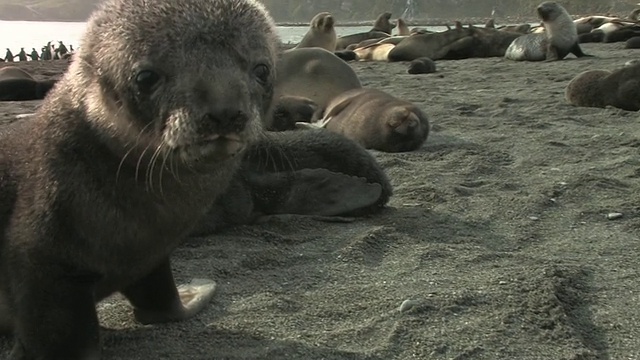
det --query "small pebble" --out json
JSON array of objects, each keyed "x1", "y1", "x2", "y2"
[
  {"x1": 529, "y1": 216, "x2": 540, "y2": 221},
  {"x1": 607, "y1": 213, "x2": 623, "y2": 220}
]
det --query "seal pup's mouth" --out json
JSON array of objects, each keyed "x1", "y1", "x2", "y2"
[{"x1": 177, "y1": 133, "x2": 246, "y2": 163}]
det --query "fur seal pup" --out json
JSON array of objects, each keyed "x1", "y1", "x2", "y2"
[
  {"x1": 294, "y1": 12, "x2": 337, "y2": 52},
  {"x1": 565, "y1": 63, "x2": 640, "y2": 111},
  {"x1": 304, "y1": 88, "x2": 430, "y2": 152},
  {"x1": 505, "y1": 2, "x2": 590, "y2": 61},
  {"x1": 371, "y1": 12, "x2": 395, "y2": 34},
  {"x1": 408, "y1": 57, "x2": 436, "y2": 74},
  {"x1": 275, "y1": 47, "x2": 362, "y2": 110},
  {"x1": 0, "y1": 0, "x2": 279, "y2": 358},
  {"x1": 626, "y1": 36, "x2": 640, "y2": 48},
  {"x1": 268, "y1": 95, "x2": 317, "y2": 131},
  {"x1": 396, "y1": 18, "x2": 411, "y2": 36}
]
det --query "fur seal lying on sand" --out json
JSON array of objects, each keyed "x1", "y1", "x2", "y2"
[
  {"x1": 302, "y1": 88, "x2": 430, "y2": 152},
  {"x1": 268, "y1": 95, "x2": 317, "y2": 131},
  {"x1": 388, "y1": 26, "x2": 474, "y2": 62},
  {"x1": 579, "y1": 30, "x2": 605, "y2": 43},
  {"x1": 334, "y1": 50, "x2": 357, "y2": 61},
  {"x1": 442, "y1": 25, "x2": 522, "y2": 59},
  {"x1": 498, "y1": 24, "x2": 532, "y2": 34},
  {"x1": 275, "y1": 47, "x2": 362, "y2": 109},
  {"x1": 0, "y1": 66, "x2": 35, "y2": 80},
  {"x1": 565, "y1": 63, "x2": 640, "y2": 111},
  {"x1": 0, "y1": 66, "x2": 58, "y2": 101},
  {"x1": 505, "y1": 1, "x2": 590, "y2": 61},
  {"x1": 335, "y1": 31, "x2": 390, "y2": 50},
  {"x1": 626, "y1": 36, "x2": 640, "y2": 48},
  {"x1": 294, "y1": 12, "x2": 337, "y2": 52},
  {"x1": 408, "y1": 57, "x2": 436, "y2": 74},
  {"x1": 602, "y1": 25, "x2": 640, "y2": 43},
  {"x1": 0, "y1": 0, "x2": 279, "y2": 358},
  {"x1": 353, "y1": 43, "x2": 396, "y2": 61}
]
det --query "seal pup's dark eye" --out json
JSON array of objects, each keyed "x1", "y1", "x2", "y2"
[
  {"x1": 135, "y1": 69, "x2": 161, "y2": 93},
  {"x1": 253, "y1": 64, "x2": 270, "y2": 85}
]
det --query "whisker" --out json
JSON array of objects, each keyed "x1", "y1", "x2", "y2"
[
  {"x1": 117, "y1": 121, "x2": 154, "y2": 183},
  {"x1": 146, "y1": 144, "x2": 164, "y2": 195}
]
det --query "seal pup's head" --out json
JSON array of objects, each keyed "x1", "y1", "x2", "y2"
[
  {"x1": 62, "y1": 0, "x2": 279, "y2": 170},
  {"x1": 372, "y1": 12, "x2": 395, "y2": 34},
  {"x1": 536, "y1": 1, "x2": 577, "y2": 45},
  {"x1": 311, "y1": 12, "x2": 335, "y2": 33}
]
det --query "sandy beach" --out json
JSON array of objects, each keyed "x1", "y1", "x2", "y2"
[{"x1": 1, "y1": 42, "x2": 639, "y2": 359}]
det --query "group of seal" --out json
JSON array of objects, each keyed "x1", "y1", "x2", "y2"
[
  {"x1": 565, "y1": 62, "x2": 640, "y2": 111},
  {"x1": 276, "y1": 11, "x2": 431, "y2": 152},
  {"x1": 0, "y1": 0, "x2": 395, "y2": 358}
]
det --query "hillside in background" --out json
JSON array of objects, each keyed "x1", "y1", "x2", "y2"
[
  {"x1": 0, "y1": 0, "x2": 637, "y2": 22},
  {"x1": 0, "y1": 0, "x2": 99, "y2": 21}
]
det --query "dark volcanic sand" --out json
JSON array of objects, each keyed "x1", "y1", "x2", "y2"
[{"x1": 1, "y1": 42, "x2": 640, "y2": 359}]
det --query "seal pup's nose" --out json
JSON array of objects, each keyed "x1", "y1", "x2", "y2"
[{"x1": 201, "y1": 108, "x2": 249, "y2": 136}]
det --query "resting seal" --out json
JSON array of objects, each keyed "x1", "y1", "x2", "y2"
[
  {"x1": 0, "y1": 66, "x2": 35, "y2": 80},
  {"x1": 303, "y1": 88, "x2": 430, "y2": 152},
  {"x1": 408, "y1": 57, "x2": 436, "y2": 74},
  {"x1": 353, "y1": 43, "x2": 396, "y2": 61},
  {"x1": 565, "y1": 63, "x2": 640, "y2": 111},
  {"x1": 626, "y1": 36, "x2": 640, "y2": 49},
  {"x1": 294, "y1": 12, "x2": 337, "y2": 52},
  {"x1": 505, "y1": 1, "x2": 590, "y2": 61},
  {"x1": 275, "y1": 47, "x2": 362, "y2": 110},
  {"x1": 268, "y1": 95, "x2": 317, "y2": 131},
  {"x1": 0, "y1": 0, "x2": 278, "y2": 358},
  {"x1": 0, "y1": 66, "x2": 58, "y2": 101}
]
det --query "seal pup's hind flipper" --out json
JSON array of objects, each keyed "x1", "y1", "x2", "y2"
[{"x1": 259, "y1": 168, "x2": 383, "y2": 216}]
